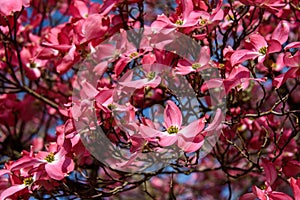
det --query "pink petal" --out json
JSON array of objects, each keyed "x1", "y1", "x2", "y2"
[
  {"x1": 201, "y1": 78, "x2": 223, "y2": 93},
  {"x1": 267, "y1": 39, "x2": 282, "y2": 54},
  {"x1": 252, "y1": 186, "x2": 267, "y2": 200},
  {"x1": 197, "y1": 46, "x2": 210, "y2": 65},
  {"x1": 0, "y1": 184, "x2": 26, "y2": 200},
  {"x1": 95, "y1": 89, "x2": 113, "y2": 104},
  {"x1": 148, "y1": 76, "x2": 162, "y2": 88},
  {"x1": 249, "y1": 34, "x2": 268, "y2": 51},
  {"x1": 285, "y1": 42, "x2": 300, "y2": 50},
  {"x1": 82, "y1": 14, "x2": 109, "y2": 42},
  {"x1": 271, "y1": 21, "x2": 290, "y2": 44},
  {"x1": 139, "y1": 124, "x2": 161, "y2": 138},
  {"x1": 211, "y1": 1, "x2": 224, "y2": 21},
  {"x1": 81, "y1": 80, "x2": 99, "y2": 99},
  {"x1": 182, "y1": 0, "x2": 194, "y2": 20},
  {"x1": 261, "y1": 158, "x2": 277, "y2": 185},
  {"x1": 70, "y1": 0, "x2": 89, "y2": 18},
  {"x1": 239, "y1": 193, "x2": 257, "y2": 200},
  {"x1": 99, "y1": 0, "x2": 116, "y2": 16},
  {"x1": 0, "y1": 0, "x2": 22, "y2": 16},
  {"x1": 118, "y1": 76, "x2": 161, "y2": 89},
  {"x1": 10, "y1": 157, "x2": 40, "y2": 172},
  {"x1": 193, "y1": 33, "x2": 207, "y2": 40},
  {"x1": 231, "y1": 49, "x2": 259, "y2": 66},
  {"x1": 151, "y1": 14, "x2": 174, "y2": 31},
  {"x1": 158, "y1": 134, "x2": 178, "y2": 147},
  {"x1": 118, "y1": 69, "x2": 133, "y2": 82},
  {"x1": 114, "y1": 57, "x2": 130, "y2": 76},
  {"x1": 45, "y1": 155, "x2": 74, "y2": 180},
  {"x1": 175, "y1": 67, "x2": 194, "y2": 75},
  {"x1": 41, "y1": 43, "x2": 72, "y2": 52},
  {"x1": 0, "y1": 169, "x2": 10, "y2": 176},
  {"x1": 273, "y1": 53, "x2": 285, "y2": 71},
  {"x1": 22, "y1": 0, "x2": 30, "y2": 7},
  {"x1": 290, "y1": 178, "x2": 300, "y2": 200},
  {"x1": 283, "y1": 51, "x2": 300, "y2": 67},
  {"x1": 223, "y1": 66, "x2": 250, "y2": 91},
  {"x1": 164, "y1": 101, "x2": 182, "y2": 129},
  {"x1": 93, "y1": 61, "x2": 108, "y2": 76},
  {"x1": 283, "y1": 160, "x2": 300, "y2": 177},
  {"x1": 273, "y1": 67, "x2": 299, "y2": 88},
  {"x1": 227, "y1": 66, "x2": 250, "y2": 81},
  {"x1": 179, "y1": 118, "x2": 205, "y2": 138},
  {"x1": 268, "y1": 191, "x2": 293, "y2": 200},
  {"x1": 176, "y1": 59, "x2": 194, "y2": 75},
  {"x1": 205, "y1": 108, "x2": 223, "y2": 132},
  {"x1": 177, "y1": 134, "x2": 204, "y2": 153}
]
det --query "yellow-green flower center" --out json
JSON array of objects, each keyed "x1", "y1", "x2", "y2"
[
  {"x1": 108, "y1": 104, "x2": 117, "y2": 110},
  {"x1": 146, "y1": 72, "x2": 156, "y2": 80},
  {"x1": 258, "y1": 46, "x2": 267, "y2": 55},
  {"x1": 175, "y1": 19, "x2": 184, "y2": 25},
  {"x1": 192, "y1": 63, "x2": 202, "y2": 70},
  {"x1": 44, "y1": 152, "x2": 55, "y2": 163},
  {"x1": 200, "y1": 18, "x2": 207, "y2": 25},
  {"x1": 23, "y1": 177, "x2": 34, "y2": 186},
  {"x1": 260, "y1": 184, "x2": 267, "y2": 190},
  {"x1": 129, "y1": 52, "x2": 139, "y2": 59},
  {"x1": 167, "y1": 126, "x2": 179, "y2": 134},
  {"x1": 29, "y1": 62, "x2": 37, "y2": 68}
]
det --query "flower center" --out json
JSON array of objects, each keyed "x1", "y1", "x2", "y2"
[
  {"x1": 167, "y1": 126, "x2": 179, "y2": 134},
  {"x1": 23, "y1": 177, "x2": 34, "y2": 186},
  {"x1": 146, "y1": 72, "x2": 156, "y2": 80},
  {"x1": 29, "y1": 62, "x2": 37, "y2": 68},
  {"x1": 258, "y1": 46, "x2": 267, "y2": 55},
  {"x1": 108, "y1": 103, "x2": 117, "y2": 110},
  {"x1": 44, "y1": 152, "x2": 55, "y2": 163},
  {"x1": 175, "y1": 19, "x2": 183, "y2": 25},
  {"x1": 219, "y1": 63, "x2": 225, "y2": 69},
  {"x1": 199, "y1": 18, "x2": 207, "y2": 25},
  {"x1": 129, "y1": 52, "x2": 139, "y2": 59},
  {"x1": 192, "y1": 63, "x2": 202, "y2": 70}
]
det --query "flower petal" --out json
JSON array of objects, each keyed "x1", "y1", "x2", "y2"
[
  {"x1": 179, "y1": 118, "x2": 205, "y2": 138},
  {"x1": 158, "y1": 134, "x2": 178, "y2": 147},
  {"x1": 177, "y1": 134, "x2": 204, "y2": 153},
  {"x1": 205, "y1": 108, "x2": 223, "y2": 133},
  {"x1": 164, "y1": 101, "x2": 182, "y2": 129},
  {"x1": 267, "y1": 39, "x2": 282, "y2": 54},
  {"x1": 290, "y1": 178, "x2": 300, "y2": 200},
  {"x1": 0, "y1": 184, "x2": 26, "y2": 200},
  {"x1": 271, "y1": 21, "x2": 290, "y2": 44},
  {"x1": 139, "y1": 124, "x2": 161, "y2": 138},
  {"x1": 231, "y1": 49, "x2": 259, "y2": 66},
  {"x1": 249, "y1": 34, "x2": 268, "y2": 51}
]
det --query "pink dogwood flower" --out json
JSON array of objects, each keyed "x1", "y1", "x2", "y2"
[
  {"x1": 273, "y1": 49, "x2": 300, "y2": 88},
  {"x1": 140, "y1": 100, "x2": 221, "y2": 153},
  {"x1": 240, "y1": 159, "x2": 293, "y2": 200},
  {"x1": 189, "y1": 0, "x2": 224, "y2": 27},
  {"x1": 201, "y1": 65, "x2": 266, "y2": 96},
  {"x1": 0, "y1": 0, "x2": 30, "y2": 16},
  {"x1": 35, "y1": 142, "x2": 74, "y2": 180},
  {"x1": 117, "y1": 64, "x2": 162, "y2": 89},
  {"x1": 231, "y1": 34, "x2": 282, "y2": 66},
  {"x1": 231, "y1": 21, "x2": 289, "y2": 66},
  {"x1": 239, "y1": 0, "x2": 285, "y2": 14},
  {"x1": 151, "y1": 0, "x2": 199, "y2": 33},
  {"x1": 0, "y1": 172, "x2": 37, "y2": 200},
  {"x1": 176, "y1": 46, "x2": 211, "y2": 75}
]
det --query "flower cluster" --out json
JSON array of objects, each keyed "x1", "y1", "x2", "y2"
[{"x1": 0, "y1": 0, "x2": 300, "y2": 199}]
